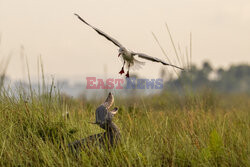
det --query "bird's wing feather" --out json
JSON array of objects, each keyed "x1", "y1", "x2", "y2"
[
  {"x1": 133, "y1": 52, "x2": 184, "y2": 70},
  {"x1": 74, "y1": 13, "x2": 123, "y2": 48}
]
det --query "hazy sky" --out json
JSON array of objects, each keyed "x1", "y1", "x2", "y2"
[{"x1": 0, "y1": 0, "x2": 249, "y2": 82}]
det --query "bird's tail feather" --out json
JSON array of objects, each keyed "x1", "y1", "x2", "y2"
[{"x1": 129, "y1": 58, "x2": 145, "y2": 71}]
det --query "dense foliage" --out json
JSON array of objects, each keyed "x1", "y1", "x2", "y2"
[{"x1": 165, "y1": 62, "x2": 250, "y2": 93}]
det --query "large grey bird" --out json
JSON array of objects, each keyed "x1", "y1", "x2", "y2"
[{"x1": 74, "y1": 13, "x2": 184, "y2": 77}]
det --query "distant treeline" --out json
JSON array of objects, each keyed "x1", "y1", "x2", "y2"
[
  {"x1": 1, "y1": 62, "x2": 250, "y2": 96},
  {"x1": 163, "y1": 62, "x2": 250, "y2": 93}
]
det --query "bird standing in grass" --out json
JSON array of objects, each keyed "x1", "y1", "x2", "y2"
[{"x1": 74, "y1": 13, "x2": 184, "y2": 77}]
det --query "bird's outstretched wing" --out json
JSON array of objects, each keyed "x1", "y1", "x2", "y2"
[
  {"x1": 74, "y1": 13, "x2": 123, "y2": 48},
  {"x1": 133, "y1": 52, "x2": 184, "y2": 70}
]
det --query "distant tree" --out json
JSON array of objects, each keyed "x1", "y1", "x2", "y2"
[
  {"x1": 164, "y1": 61, "x2": 250, "y2": 94},
  {"x1": 202, "y1": 61, "x2": 213, "y2": 77},
  {"x1": 214, "y1": 64, "x2": 250, "y2": 93}
]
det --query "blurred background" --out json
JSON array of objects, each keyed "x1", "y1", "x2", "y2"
[{"x1": 0, "y1": 0, "x2": 250, "y2": 98}]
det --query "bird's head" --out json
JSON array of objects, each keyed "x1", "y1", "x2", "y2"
[{"x1": 118, "y1": 47, "x2": 126, "y2": 57}]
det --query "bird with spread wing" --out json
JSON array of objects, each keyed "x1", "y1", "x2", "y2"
[{"x1": 74, "y1": 14, "x2": 184, "y2": 77}]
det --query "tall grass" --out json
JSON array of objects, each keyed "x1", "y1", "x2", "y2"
[{"x1": 0, "y1": 82, "x2": 249, "y2": 166}]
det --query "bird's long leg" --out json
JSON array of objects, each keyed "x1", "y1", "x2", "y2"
[
  {"x1": 119, "y1": 61, "x2": 125, "y2": 75},
  {"x1": 125, "y1": 63, "x2": 130, "y2": 78}
]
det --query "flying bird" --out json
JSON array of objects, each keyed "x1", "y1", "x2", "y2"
[{"x1": 74, "y1": 13, "x2": 184, "y2": 77}]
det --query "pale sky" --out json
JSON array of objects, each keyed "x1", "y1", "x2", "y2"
[{"x1": 0, "y1": 0, "x2": 250, "y2": 82}]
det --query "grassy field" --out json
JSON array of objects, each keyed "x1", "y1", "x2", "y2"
[{"x1": 0, "y1": 85, "x2": 249, "y2": 166}]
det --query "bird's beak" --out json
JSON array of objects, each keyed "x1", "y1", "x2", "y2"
[{"x1": 118, "y1": 53, "x2": 121, "y2": 57}]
